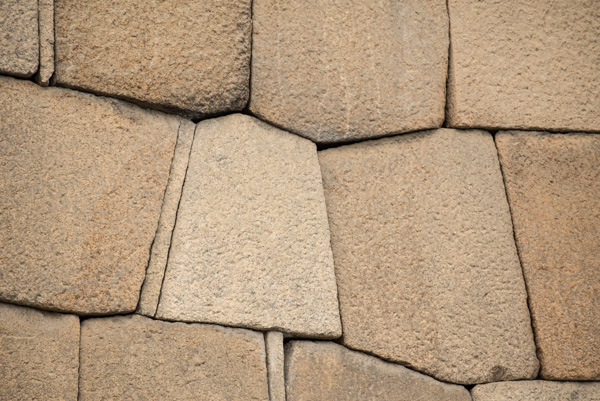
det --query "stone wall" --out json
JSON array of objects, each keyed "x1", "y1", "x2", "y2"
[{"x1": 1, "y1": 1, "x2": 599, "y2": 400}]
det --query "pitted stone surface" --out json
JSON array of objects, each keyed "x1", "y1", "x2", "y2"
[
  {"x1": 471, "y1": 380, "x2": 600, "y2": 401},
  {"x1": 0, "y1": 77, "x2": 178, "y2": 314},
  {"x1": 79, "y1": 315, "x2": 268, "y2": 400},
  {"x1": 0, "y1": 0, "x2": 38, "y2": 77},
  {"x1": 447, "y1": 0, "x2": 600, "y2": 132},
  {"x1": 36, "y1": 0, "x2": 54, "y2": 86},
  {"x1": 55, "y1": 0, "x2": 251, "y2": 117},
  {"x1": 496, "y1": 132, "x2": 600, "y2": 380},
  {"x1": 0, "y1": 302, "x2": 79, "y2": 401},
  {"x1": 155, "y1": 114, "x2": 341, "y2": 338},
  {"x1": 285, "y1": 341, "x2": 471, "y2": 401},
  {"x1": 250, "y1": 0, "x2": 448, "y2": 143},
  {"x1": 319, "y1": 129, "x2": 538, "y2": 384}
]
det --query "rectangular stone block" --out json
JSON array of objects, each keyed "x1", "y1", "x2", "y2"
[
  {"x1": 36, "y1": 0, "x2": 54, "y2": 86},
  {"x1": 472, "y1": 380, "x2": 600, "y2": 401},
  {"x1": 265, "y1": 332, "x2": 285, "y2": 401},
  {"x1": 0, "y1": 0, "x2": 38, "y2": 77}
]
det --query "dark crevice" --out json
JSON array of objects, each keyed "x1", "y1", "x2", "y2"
[
  {"x1": 241, "y1": 0, "x2": 254, "y2": 115},
  {"x1": 443, "y1": 0, "x2": 451, "y2": 128},
  {"x1": 76, "y1": 318, "x2": 82, "y2": 401}
]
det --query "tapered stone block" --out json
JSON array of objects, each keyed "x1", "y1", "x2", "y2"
[
  {"x1": 0, "y1": 0, "x2": 38, "y2": 77},
  {"x1": 472, "y1": 380, "x2": 600, "y2": 401}
]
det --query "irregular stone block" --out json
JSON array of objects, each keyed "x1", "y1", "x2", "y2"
[
  {"x1": 265, "y1": 332, "x2": 285, "y2": 401},
  {"x1": 471, "y1": 380, "x2": 600, "y2": 401},
  {"x1": 0, "y1": 77, "x2": 178, "y2": 314},
  {"x1": 319, "y1": 129, "x2": 539, "y2": 384},
  {"x1": 447, "y1": 0, "x2": 600, "y2": 132},
  {"x1": 285, "y1": 341, "x2": 471, "y2": 401},
  {"x1": 250, "y1": 0, "x2": 448, "y2": 143},
  {"x1": 0, "y1": 302, "x2": 79, "y2": 401},
  {"x1": 0, "y1": 0, "x2": 38, "y2": 77},
  {"x1": 55, "y1": 0, "x2": 251, "y2": 117},
  {"x1": 155, "y1": 114, "x2": 341, "y2": 338},
  {"x1": 79, "y1": 315, "x2": 268, "y2": 400},
  {"x1": 36, "y1": 0, "x2": 54, "y2": 86},
  {"x1": 496, "y1": 132, "x2": 600, "y2": 380}
]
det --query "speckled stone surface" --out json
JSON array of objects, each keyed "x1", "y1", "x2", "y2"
[
  {"x1": 471, "y1": 380, "x2": 600, "y2": 401},
  {"x1": 0, "y1": 0, "x2": 38, "y2": 77}
]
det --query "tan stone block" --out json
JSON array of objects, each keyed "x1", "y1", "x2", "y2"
[
  {"x1": 472, "y1": 380, "x2": 600, "y2": 401},
  {"x1": 447, "y1": 0, "x2": 600, "y2": 132},
  {"x1": 0, "y1": 0, "x2": 38, "y2": 77},
  {"x1": 0, "y1": 302, "x2": 79, "y2": 401},
  {"x1": 319, "y1": 129, "x2": 538, "y2": 384},
  {"x1": 265, "y1": 332, "x2": 285, "y2": 401},
  {"x1": 36, "y1": 0, "x2": 54, "y2": 86},
  {"x1": 250, "y1": 0, "x2": 448, "y2": 143},
  {"x1": 285, "y1": 341, "x2": 471, "y2": 401},
  {"x1": 55, "y1": 0, "x2": 251, "y2": 117},
  {"x1": 155, "y1": 114, "x2": 341, "y2": 338},
  {"x1": 496, "y1": 131, "x2": 600, "y2": 380},
  {"x1": 79, "y1": 315, "x2": 268, "y2": 400},
  {"x1": 0, "y1": 77, "x2": 178, "y2": 314}
]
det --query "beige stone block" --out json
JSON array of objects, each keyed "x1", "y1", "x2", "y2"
[
  {"x1": 79, "y1": 315, "x2": 269, "y2": 400},
  {"x1": 0, "y1": 302, "x2": 79, "y2": 401},
  {"x1": 472, "y1": 380, "x2": 600, "y2": 401},
  {"x1": 265, "y1": 332, "x2": 285, "y2": 401},
  {"x1": 496, "y1": 131, "x2": 600, "y2": 380},
  {"x1": 0, "y1": 0, "x2": 38, "y2": 77},
  {"x1": 155, "y1": 114, "x2": 341, "y2": 338},
  {"x1": 447, "y1": 0, "x2": 600, "y2": 132},
  {"x1": 285, "y1": 341, "x2": 471, "y2": 401},
  {"x1": 55, "y1": 0, "x2": 251, "y2": 117},
  {"x1": 36, "y1": 0, "x2": 54, "y2": 86},
  {"x1": 0, "y1": 77, "x2": 178, "y2": 314},
  {"x1": 319, "y1": 129, "x2": 538, "y2": 384},
  {"x1": 250, "y1": 0, "x2": 448, "y2": 143}
]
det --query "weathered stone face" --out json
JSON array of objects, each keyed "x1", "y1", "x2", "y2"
[
  {"x1": 154, "y1": 114, "x2": 341, "y2": 338},
  {"x1": 496, "y1": 131, "x2": 600, "y2": 380},
  {"x1": 285, "y1": 341, "x2": 472, "y2": 401},
  {"x1": 79, "y1": 315, "x2": 269, "y2": 400},
  {"x1": 319, "y1": 129, "x2": 538, "y2": 384},
  {"x1": 471, "y1": 380, "x2": 600, "y2": 401},
  {"x1": 0, "y1": 0, "x2": 38, "y2": 77},
  {"x1": 265, "y1": 332, "x2": 285, "y2": 401},
  {"x1": 0, "y1": 77, "x2": 178, "y2": 315},
  {"x1": 0, "y1": 302, "x2": 79, "y2": 401},
  {"x1": 447, "y1": 0, "x2": 600, "y2": 133},
  {"x1": 250, "y1": 0, "x2": 448, "y2": 143},
  {"x1": 54, "y1": 0, "x2": 251, "y2": 117}
]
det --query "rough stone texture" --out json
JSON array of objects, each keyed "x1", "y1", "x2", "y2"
[
  {"x1": 447, "y1": 0, "x2": 600, "y2": 133},
  {"x1": 137, "y1": 120, "x2": 196, "y2": 317},
  {"x1": 265, "y1": 332, "x2": 285, "y2": 401},
  {"x1": 155, "y1": 114, "x2": 341, "y2": 338},
  {"x1": 0, "y1": 0, "x2": 38, "y2": 77},
  {"x1": 319, "y1": 129, "x2": 539, "y2": 384},
  {"x1": 55, "y1": 0, "x2": 251, "y2": 117},
  {"x1": 0, "y1": 76, "x2": 178, "y2": 314},
  {"x1": 36, "y1": 0, "x2": 54, "y2": 86},
  {"x1": 471, "y1": 380, "x2": 600, "y2": 401},
  {"x1": 0, "y1": 302, "x2": 79, "y2": 401},
  {"x1": 285, "y1": 341, "x2": 472, "y2": 401},
  {"x1": 80, "y1": 315, "x2": 268, "y2": 400},
  {"x1": 250, "y1": 0, "x2": 448, "y2": 143},
  {"x1": 496, "y1": 132, "x2": 600, "y2": 380}
]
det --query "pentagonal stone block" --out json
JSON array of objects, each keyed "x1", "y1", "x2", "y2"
[
  {"x1": 250, "y1": 0, "x2": 448, "y2": 143},
  {"x1": 0, "y1": 0, "x2": 38, "y2": 77},
  {"x1": 447, "y1": 0, "x2": 600, "y2": 132},
  {"x1": 319, "y1": 129, "x2": 538, "y2": 384},
  {"x1": 497, "y1": 131, "x2": 600, "y2": 380},
  {"x1": 472, "y1": 380, "x2": 600, "y2": 401},
  {"x1": 0, "y1": 77, "x2": 178, "y2": 314}
]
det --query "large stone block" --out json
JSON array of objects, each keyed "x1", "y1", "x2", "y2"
[
  {"x1": 152, "y1": 114, "x2": 341, "y2": 338},
  {"x1": 0, "y1": 302, "x2": 79, "y2": 401},
  {"x1": 0, "y1": 0, "x2": 38, "y2": 77},
  {"x1": 496, "y1": 131, "x2": 600, "y2": 380},
  {"x1": 319, "y1": 129, "x2": 538, "y2": 384},
  {"x1": 285, "y1": 341, "x2": 471, "y2": 401},
  {"x1": 0, "y1": 77, "x2": 178, "y2": 314},
  {"x1": 447, "y1": 0, "x2": 600, "y2": 132},
  {"x1": 471, "y1": 380, "x2": 600, "y2": 401},
  {"x1": 250, "y1": 0, "x2": 448, "y2": 143},
  {"x1": 79, "y1": 315, "x2": 268, "y2": 400},
  {"x1": 55, "y1": 0, "x2": 251, "y2": 117}
]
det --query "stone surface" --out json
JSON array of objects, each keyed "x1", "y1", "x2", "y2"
[
  {"x1": 265, "y1": 332, "x2": 285, "y2": 401},
  {"x1": 496, "y1": 131, "x2": 600, "y2": 380},
  {"x1": 155, "y1": 114, "x2": 341, "y2": 338},
  {"x1": 80, "y1": 315, "x2": 268, "y2": 400},
  {"x1": 137, "y1": 120, "x2": 196, "y2": 317},
  {"x1": 55, "y1": 0, "x2": 251, "y2": 117},
  {"x1": 0, "y1": 302, "x2": 79, "y2": 401},
  {"x1": 285, "y1": 341, "x2": 471, "y2": 401},
  {"x1": 0, "y1": 0, "x2": 38, "y2": 77},
  {"x1": 250, "y1": 0, "x2": 448, "y2": 143},
  {"x1": 471, "y1": 380, "x2": 600, "y2": 401},
  {"x1": 0, "y1": 76, "x2": 178, "y2": 314},
  {"x1": 319, "y1": 129, "x2": 538, "y2": 384},
  {"x1": 447, "y1": 0, "x2": 600, "y2": 132},
  {"x1": 36, "y1": 0, "x2": 54, "y2": 86}
]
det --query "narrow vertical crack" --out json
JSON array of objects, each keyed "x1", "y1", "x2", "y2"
[
  {"x1": 76, "y1": 318, "x2": 83, "y2": 401},
  {"x1": 442, "y1": 0, "x2": 452, "y2": 128},
  {"x1": 243, "y1": 0, "x2": 254, "y2": 114}
]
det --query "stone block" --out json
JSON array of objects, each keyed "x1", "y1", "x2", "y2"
[
  {"x1": 265, "y1": 332, "x2": 285, "y2": 401},
  {"x1": 471, "y1": 380, "x2": 600, "y2": 401},
  {"x1": 0, "y1": 0, "x2": 38, "y2": 77},
  {"x1": 36, "y1": 0, "x2": 54, "y2": 86}
]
